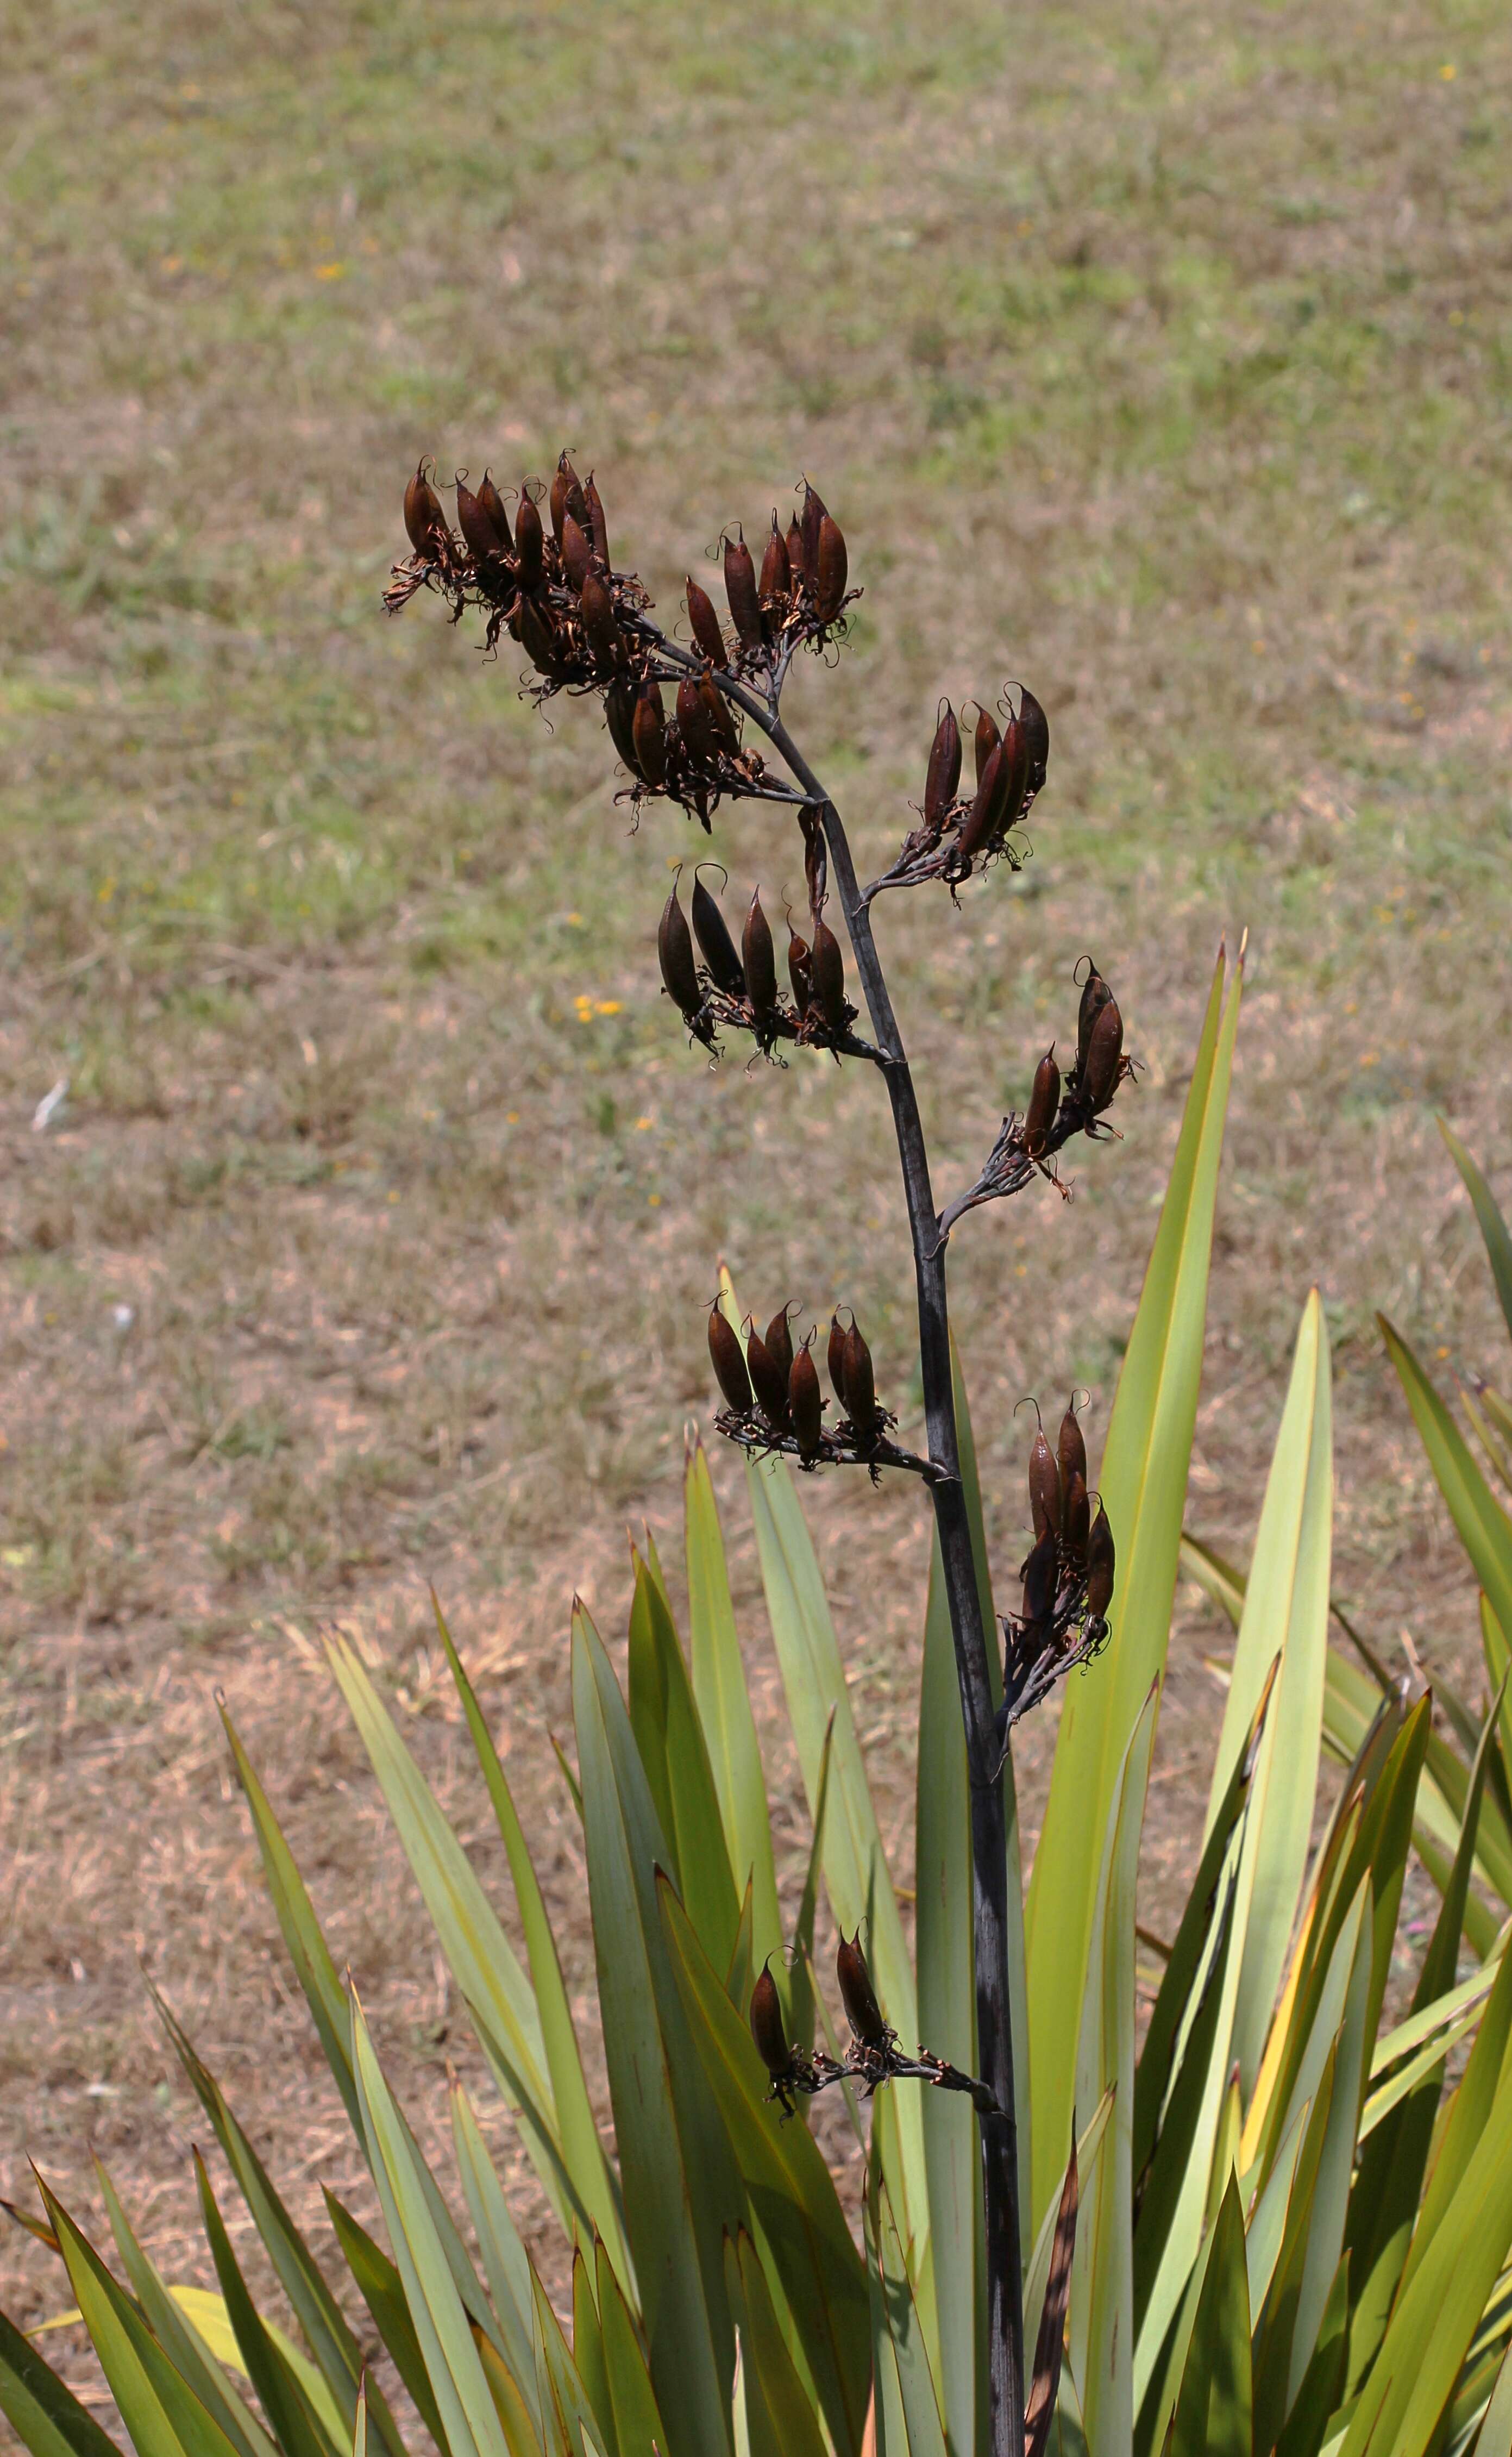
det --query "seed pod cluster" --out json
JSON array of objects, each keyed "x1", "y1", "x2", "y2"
[
  {"x1": 868, "y1": 682, "x2": 1052, "y2": 902},
  {"x1": 654, "y1": 873, "x2": 865, "y2": 1061},
  {"x1": 1001, "y1": 1399, "x2": 1116, "y2": 1722},
  {"x1": 1063, "y1": 960, "x2": 1134, "y2": 1133},
  {"x1": 706, "y1": 1297, "x2": 905, "y2": 1473},
  {"x1": 679, "y1": 482, "x2": 855, "y2": 678}
]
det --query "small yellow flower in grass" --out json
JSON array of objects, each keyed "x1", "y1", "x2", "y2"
[
  {"x1": 635, "y1": 1115, "x2": 654, "y2": 1131},
  {"x1": 648, "y1": 1192, "x2": 662, "y2": 1206},
  {"x1": 1440, "y1": 61, "x2": 1456, "y2": 79},
  {"x1": 315, "y1": 261, "x2": 347, "y2": 281},
  {"x1": 595, "y1": 999, "x2": 622, "y2": 1016}
]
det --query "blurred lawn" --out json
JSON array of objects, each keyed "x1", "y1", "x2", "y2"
[{"x1": 3, "y1": 0, "x2": 1511, "y2": 2335}]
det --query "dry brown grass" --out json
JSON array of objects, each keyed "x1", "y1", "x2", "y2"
[{"x1": 3, "y1": 0, "x2": 1511, "y2": 2397}]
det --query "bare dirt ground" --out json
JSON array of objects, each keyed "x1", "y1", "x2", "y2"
[{"x1": 3, "y1": 0, "x2": 1511, "y2": 2399}]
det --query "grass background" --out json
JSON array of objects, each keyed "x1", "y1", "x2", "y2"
[{"x1": 4, "y1": 0, "x2": 1512, "y2": 2376}]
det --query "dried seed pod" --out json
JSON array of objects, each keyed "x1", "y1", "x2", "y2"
[
  {"x1": 1057, "y1": 1404, "x2": 1088, "y2": 1510},
  {"x1": 745, "y1": 1322, "x2": 789, "y2": 1428},
  {"x1": 924, "y1": 702, "x2": 962, "y2": 827},
  {"x1": 517, "y1": 593, "x2": 562, "y2": 677},
  {"x1": 632, "y1": 681, "x2": 668, "y2": 786},
  {"x1": 827, "y1": 1312, "x2": 849, "y2": 1408},
  {"x1": 809, "y1": 915, "x2": 848, "y2": 1033},
  {"x1": 584, "y1": 473, "x2": 609, "y2": 568},
  {"x1": 514, "y1": 490, "x2": 545, "y2": 590},
  {"x1": 686, "y1": 576, "x2": 728, "y2": 670},
  {"x1": 658, "y1": 885, "x2": 703, "y2": 1022},
  {"x1": 786, "y1": 512, "x2": 807, "y2": 591},
  {"x1": 787, "y1": 926, "x2": 814, "y2": 1016},
  {"x1": 764, "y1": 1307, "x2": 795, "y2": 1392},
  {"x1": 813, "y1": 513, "x2": 848, "y2": 623},
  {"x1": 759, "y1": 515, "x2": 790, "y2": 604},
  {"x1": 403, "y1": 461, "x2": 447, "y2": 558},
  {"x1": 698, "y1": 667, "x2": 739, "y2": 756},
  {"x1": 995, "y1": 712, "x2": 1031, "y2": 836},
  {"x1": 708, "y1": 1305, "x2": 754, "y2": 1415},
  {"x1": 1076, "y1": 962, "x2": 1113, "y2": 1077},
  {"x1": 749, "y1": 1961, "x2": 789, "y2": 2078},
  {"x1": 1019, "y1": 686, "x2": 1050, "y2": 793},
  {"x1": 1085, "y1": 1504, "x2": 1115, "y2": 1621},
  {"x1": 580, "y1": 567, "x2": 622, "y2": 667},
  {"x1": 974, "y1": 705, "x2": 1001, "y2": 787},
  {"x1": 1021, "y1": 1526, "x2": 1059, "y2": 1634},
  {"x1": 800, "y1": 483, "x2": 828, "y2": 587},
  {"x1": 836, "y1": 1931, "x2": 887, "y2": 2045},
  {"x1": 477, "y1": 471, "x2": 513, "y2": 553},
  {"x1": 1023, "y1": 1047, "x2": 1061, "y2": 1160},
  {"x1": 1028, "y1": 1417, "x2": 1062, "y2": 1544},
  {"x1": 604, "y1": 678, "x2": 641, "y2": 774},
  {"x1": 456, "y1": 476, "x2": 505, "y2": 568},
  {"x1": 549, "y1": 453, "x2": 587, "y2": 545},
  {"x1": 1063, "y1": 1470, "x2": 1091, "y2": 1566},
  {"x1": 676, "y1": 673, "x2": 719, "y2": 769},
  {"x1": 789, "y1": 1342, "x2": 823, "y2": 1460},
  {"x1": 691, "y1": 873, "x2": 745, "y2": 997},
  {"x1": 561, "y1": 513, "x2": 593, "y2": 593},
  {"x1": 743, "y1": 891, "x2": 779, "y2": 1014},
  {"x1": 842, "y1": 1320, "x2": 876, "y2": 1434},
  {"x1": 1083, "y1": 998, "x2": 1125, "y2": 1114},
  {"x1": 955, "y1": 742, "x2": 1003, "y2": 863},
  {"x1": 723, "y1": 530, "x2": 763, "y2": 650}
]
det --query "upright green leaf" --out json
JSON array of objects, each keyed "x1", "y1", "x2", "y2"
[
  {"x1": 434, "y1": 1603, "x2": 631, "y2": 2292},
  {"x1": 685, "y1": 1439, "x2": 783, "y2": 1966},
  {"x1": 867, "y1": 2153, "x2": 949, "y2": 2457},
  {"x1": 193, "y1": 2154, "x2": 340, "y2": 2457},
  {"x1": 572, "y1": 1605, "x2": 737, "y2": 2457},
  {"x1": 0, "y1": 2303, "x2": 125, "y2": 2457},
  {"x1": 1381, "y1": 1317, "x2": 1512, "y2": 1641},
  {"x1": 593, "y1": 2241, "x2": 668, "y2": 2457},
  {"x1": 323, "y1": 2195, "x2": 451, "y2": 2457},
  {"x1": 1168, "y1": 2175, "x2": 1251, "y2": 2457},
  {"x1": 1208, "y1": 1291, "x2": 1333, "y2": 2093},
  {"x1": 449, "y1": 2084, "x2": 539, "y2": 2406},
  {"x1": 1028, "y1": 946, "x2": 1243, "y2": 2224},
  {"x1": 91, "y1": 2166, "x2": 279, "y2": 2457},
  {"x1": 628, "y1": 1547, "x2": 742, "y2": 1974},
  {"x1": 1440, "y1": 1121, "x2": 1512, "y2": 1346},
  {"x1": 723, "y1": 2233, "x2": 829, "y2": 2457}
]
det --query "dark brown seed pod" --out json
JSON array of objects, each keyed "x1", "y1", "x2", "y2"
[
  {"x1": 698, "y1": 667, "x2": 739, "y2": 756},
  {"x1": 827, "y1": 1312, "x2": 849, "y2": 1408},
  {"x1": 1063, "y1": 1470, "x2": 1091, "y2": 1566},
  {"x1": 789, "y1": 1342, "x2": 823, "y2": 1460},
  {"x1": 723, "y1": 530, "x2": 763, "y2": 650},
  {"x1": 759, "y1": 515, "x2": 790, "y2": 604},
  {"x1": 477, "y1": 471, "x2": 513, "y2": 553},
  {"x1": 1083, "y1": 998, "x2": 1125, "y2": 1114},
  {"x1": 996, "y1": 712, "x2": 1031, "y2": 836},
  {"x1": 676, "y1": 674, "x2": 719, "y2": 769},
  {"x1": 787, "y1": 927, "x2": 814, "y2": 1017},
  {"x1": 749, "y1": 1961, "x2": 789, "y2": 2078},
  {"x1": 584, "y1": 473, "x2": 609, "y2": 568},
  {"x1": 1086, "y1": 1504, "x2": 1115, "y2": 1621},
  {"x1": 1021, "y1": 1526, "x2": 1059, "y2": 1634},
  {"x1": 604, "y1": 678, "x2": 641, "y2": 774},
  {"x1": 836, "y1": 1931, "x2": 887, "y2": 2045},
  {"x1": 1023, "y1": 1047, "x2": 1061, "y2": 1160},
  {"x1": 685, "y1": 575, "x2": 728, "y2": 670},
  {"x1": 403, "y1": 461, "x2": 447, "y2": 559},
  {"x1": 955, "y1": 742, "x2": 1002, "y2": 863},
  {"x1": 1019, "y1": 686, "x2": 1050, "y2": 793},
  {"x1": 1028, "y1": 1418, "x2": 1062, "y2": 1544},
  {"x1": 924, "y1": 702, "x2": 962, "y2": 827},
  {"x1": 561, "y1": 514, "x2": 594, "y2": 593},
  {"x1": 745, "y1": 1322, "x2": 789, "y2": 1428},
  {"x1": 708, "y1": 1305, "x2": 754, "y2": 1415},
  {"x1": 691, "y1": 873, "x2": 745, "y2": 997},
  {"x1": 786, "y1": 512, "x2": 807, "y2": 590},
  {"x1": 1057, "y1": 1404, "x2": 1088, "y2": 1510},
  {"x1": 764, "y1": 1307, "x2": 795, "y2": 1393},
  {"x1": 514, "y1": 490, "x2": 545, "y2": 590},
  {"x1": 658, "y1": 885, "x2": 703, "y2": 1021},
  {"x1": 842, "y1": 1321, "x2": 876, "y2": 1434},
  {"x1": 456, "y1": 476, "x2": 504, "y2": 568},
  {"x1": 580, "y1": 566, "x2": 622, "y2": 666},
  {"x1": 549, "y1": 453, "x2": 587, "y2": 545},
  {"x1": 813, "y1": 514, "x2": 848, "y2": 623},
  {"x1": 743, "y1": 892, "x2": 778, "y2": 1015},
  {"x1": 1076, "y1": 962, "x2": 1113, "y2": 1077},
  {"x1": 974, "y1": 705, "x2": 1001, "y2": 787},
  {"x1": 809, "y1": 916, "x2": 848, "y2": 1032},
  {"x1": 632, "y1": 682, "x2": 668, "y2": 787},
  {"x1": 517, "y1": 593, "x2": 562, "y2": 677},
  {"x1": 800, "y1": 483, "x2": 828, "y2": 588}
]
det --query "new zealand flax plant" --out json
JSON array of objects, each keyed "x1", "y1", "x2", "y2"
[{"x1": 8, "y1": 466, "x2": 1512, "y2": 2457}]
